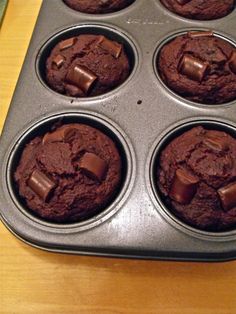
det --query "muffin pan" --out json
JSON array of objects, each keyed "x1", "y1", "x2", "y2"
[{"x1": 1, "y1": 0, "x2": 236, "y2": 261}]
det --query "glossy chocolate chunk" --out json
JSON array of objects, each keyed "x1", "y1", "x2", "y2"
[
  {"x1": 188, "y1": 31, "x2": 214, "y2": 38},
  {"x1": 42, "y1": 125, "x2": 80, "y2": 144},
  {"x1": 176, "y1": 0, "x2": 191, "y2": 4},
  {"x1": 59, "y1": 37, "x2": 77, "y2": 51},
  {"x1": 52, "y1": 54, "x2": 65, "y2": 69},
  {"x1": 66, "y1": 65, "x2": 97, "y2": 94},
  {"x1": 218, "y1": 182, "x2": 236, "y2": 211},
  {"x1": 178, "y1": 55, "x2": 208, "y2": 82},
  {"x1": 28, "y1": 169, "x2": 56, "y2": 202},
  {"x1": 97, "y1": 36, "x2": 122, "y2": 59},
  {"x1": 203, "y1": 137, "x2": 229, "y2": 152},
  {"x1": 79, "y1": 152, "x2": 108, "y2": 182},
  {"x1": 229, "y1": 51, "x2": 236, "y2": 74},
  {"x1": 170, "y1": 169, "x2": 199, "y2": 205}
]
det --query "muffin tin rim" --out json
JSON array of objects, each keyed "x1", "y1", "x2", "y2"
[
  {"x1": 153, "y1": 28, "x2": 236, "y2": 108},
  {"x1": 35, "y1": 22, "x2": 140, "y2": 102},
  {"x1": 5, "y1": 110, "x2": 136, "y2": 232},
  {"x1": 147, "y1": 116, "x2": 236, "y2": 242}
]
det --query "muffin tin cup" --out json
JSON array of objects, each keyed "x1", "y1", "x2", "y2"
[
  {"x1": 1, "y1": 0, "x2": 236, "y2": 260},
  {"x1": 5, "y1": 111, "x2": 135, "y2": 232},
  {"x1": 148, "y1": 117, "x2": 236, "y2": 241},
  {"x1": 36, "y1": 23, "x2": 139, "y2": 101},
  {"x1": 153, "y1": 28, "x2": 236, "y2": 108}
]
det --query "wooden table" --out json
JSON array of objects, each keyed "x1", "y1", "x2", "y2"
[{"x1": 0, "y1": 1, "x2": 236, "y2": 313}]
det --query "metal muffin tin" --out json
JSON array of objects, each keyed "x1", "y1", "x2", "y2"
[{"x1": 1, "y1": 0, "x2": 236, "y2": 261}]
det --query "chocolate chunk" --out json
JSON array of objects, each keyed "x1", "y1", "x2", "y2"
[
  {"x1": 218, "y1": 182, "x2": 236, "y2": 211},
  {"x1": 188, "y1": 31, "x2": 214, "y2": 38},
  {"x1": 59, "y1": 37, "x2": 77, "y2": 51},
  {"x1": 176, "y1": 0, "x2": 191, "y2": 4},
  {"x1": 203, "y1": 137, "x2": 229, "y2": 152},
  {"x1": 178, "y1": 55, "x2": 209, "y2": 82},
  {"x1": 52, "y1": 55, "x2": 65, "y2": 69},
  {"x1": 170, "y1": 169, "x2": 199, "y2": 205},
  {"x1": 42, "y1": 125, "x2": 80, "y2": 144},
  {"x1": 28, "y1": 169, "x2": 56, "y2": 202},
  {"x1": 98, "y1": 36, "x2": 122, "y2": 59},
  {"x1": 229, "y1": 51, "x2": 236, "y2": 74},
  {"x1": 79, "y1": 152, "x2": 108, "y2": 182},
  {"x1": 66, "y1": 65, "x2": 97, "y2": 94}
]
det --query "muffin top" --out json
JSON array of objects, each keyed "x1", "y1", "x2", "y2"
[
  {"x1": 14, "y1": 123, "x2": 122, "y2": 223},
  {"x1": 158, "y1": 31, "x2": 236, "y2": 104},
  {"x1": 160, "y1": 0, "x2": 235, "y2": 20},
  {"x1": 46, "y1": 34, "x2": 130, "y2": 97},
  {"x1": 64, "y1": 0, "x2": 134, "y2": 14},
  {"x1": 157, "y1": 126, "x2": 236, "y2": 231}
]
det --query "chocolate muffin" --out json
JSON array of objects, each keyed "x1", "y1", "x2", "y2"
[
  {"x1": 46, "y1": 34, "x2": 130, "y2": 97},
  {"x1": 160, "y1": 0, "x2": 235, "y2": 20},
  {"x1": 14, "y1": 123, "x2": 122, "y2": 223},
  {"x1": 63, "y1": 0, "x2": 134, "y2": 14},
  {"x1": 157, "y1": 126, "x2": 236, "y2": 232},
  {"x1": 158, "y1": 31, "x2": 236, "y2": 104}
]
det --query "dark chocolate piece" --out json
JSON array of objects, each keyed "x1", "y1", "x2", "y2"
[
  {"x1": 66, "y1": 65, "x2": 97, "y2": 94},
  {"x1": 59, "y1": 37, "x2": 77, "y2": 51},
  {"x1": 176, "y1": 0, "x2": 191, "y2": 4},
  {"x1": 52, "y1": 55, "x2": 65, "y2": 69},
  {"x1": 188, "y1": 31, "x2": 214, "y2": 38},
  {"x1": 218, "y1": 182, "x2": 236, "y2": 211},
  {"x1": 98, "y1": 36, "x2": 122, "y2": 59},
  {"x1": 43, "y1": 126, "x2": 80, "y2": 144},
  {"x1": 203, "y1": 137, "x2": 229, "y2": 152},
  {"x1": 79, "y1": 152, "x2": 108, "y2": 182},
  {"x1": 229, "y1": 51, "x2": 236, "y2": 74},
  {"x1": 170, "y1": 169, "x2": 199, "y2": 205},
  {"x1": 28, "y1": 169, "x2": 56, "y2": 202},
  {"x1": 178, "y1": 55, "x2": 208, "y2": 82}
]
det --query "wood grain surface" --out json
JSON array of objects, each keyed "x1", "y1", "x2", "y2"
[{"x1": 0, "y1": 1, "x2": 236, "y2": 313}]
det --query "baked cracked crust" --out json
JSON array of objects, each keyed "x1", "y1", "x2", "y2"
[
  {"x1": 160, "y1": 0, "x2": 234, "y2": 20},
  {"x1": 46, "y1": 34, "x2": 130, "y2": 97},
  {"x1": 14, "y1": 123, "x2": 122, "y2": 223},
  {"x1": 157, "y1": 126, "x2": 236, "y2": 231},
  {"x1": 158, "y1": 32, "x2": 236, "y2": 104},
  {"x1": 64, "y1": 0, "x2": 134, "y2": 14}
]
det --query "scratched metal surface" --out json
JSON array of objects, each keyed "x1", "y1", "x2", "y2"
[{"x1": 1, "y1": 0, "x2": 236, "y2": 260}]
